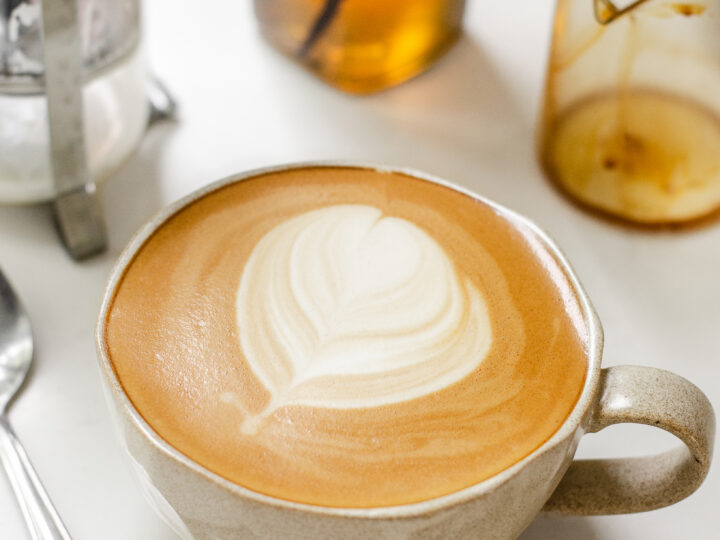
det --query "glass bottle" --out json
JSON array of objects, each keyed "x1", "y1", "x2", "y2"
[
  {"x1": 539, "y1": 0, "x2": 720, "y2": 225},
  {"x1": 254, "y1": 0, "x2": 466, "y2": 94}
]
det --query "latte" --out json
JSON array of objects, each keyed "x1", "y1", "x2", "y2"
[{"x1": 103, "y1": 166, "x2": 588, "y2": 508}]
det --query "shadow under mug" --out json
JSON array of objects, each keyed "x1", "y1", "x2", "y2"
[{"x1": 96, "y1": 163, "x2": 715, "y2": 540}]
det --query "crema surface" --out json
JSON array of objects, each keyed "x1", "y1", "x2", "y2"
[{"x1": 104, "y1": 167, "x2": 588, "y2": 508}]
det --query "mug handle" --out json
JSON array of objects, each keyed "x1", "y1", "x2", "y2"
[{"x1": 543, "y1": 365, "x2": 715, "y2": 514}]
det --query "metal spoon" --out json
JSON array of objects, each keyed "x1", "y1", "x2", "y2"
[{"x1": 0, "y1": 267, "x2": 72, "y2": 539}]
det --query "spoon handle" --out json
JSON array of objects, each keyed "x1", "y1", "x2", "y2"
[{"x1": 0, "y1": 415, "x2": 72, "y2": 540}]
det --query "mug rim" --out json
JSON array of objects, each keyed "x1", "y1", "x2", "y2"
[{"x1": 95, "y1": 161, "x2": 604, "y2": 519}]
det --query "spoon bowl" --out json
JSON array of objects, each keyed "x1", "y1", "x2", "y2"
[
  {"x1": 0, "y1": 269, "x2": 33, "y2": 413},
  {"x1": 0, "y1": 267, "x2": 71, "y2": 539}
]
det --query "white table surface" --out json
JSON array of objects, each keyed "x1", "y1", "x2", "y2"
[{"x1": 1, "y1": 1, "x2": 718, "y2": 538}]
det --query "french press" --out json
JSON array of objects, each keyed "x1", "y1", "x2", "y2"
[
  {"x1": 0, "y1": 0, "x2": 175, "y2": 258},
  {"x1": 540, "y1": 0, "x2": 720, "y2": 225}
]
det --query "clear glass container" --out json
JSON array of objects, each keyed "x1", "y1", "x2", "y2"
[
  {"x1": 0, "y1": 0, "x2": 148, "y2": 203},
  {"x1": 254, "y1": 0, "x2": 466, "y2": 94},
  {"x1": 539, "y1": 0, "x2": 720, "y2": 225}
]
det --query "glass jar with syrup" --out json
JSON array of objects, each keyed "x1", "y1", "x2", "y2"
[
  {"x1": 254, "y1": 0, "x2": 466, "y2": 94},
  {"x1": 539, "y1": 0, "x2": 720, "y2": 225}
]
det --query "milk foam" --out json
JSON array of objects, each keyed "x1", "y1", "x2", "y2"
[
  {"x1": 236, "y1": 204, "x2": 492, "y2": 418},
  {"x1": 107, "y1": 168, "x2": 590, "y2": 507}
]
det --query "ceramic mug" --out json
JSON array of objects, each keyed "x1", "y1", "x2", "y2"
[{"x1": 96, "y1": 163, "x2": 715, "y2": 540}]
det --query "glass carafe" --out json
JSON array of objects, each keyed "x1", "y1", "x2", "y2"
[
  {"x1": 539, "y1": 0, "x2": 720, "y2": 225},
  {"x1": 0, "y1": 0, "x2": 147, "y2": 204},
  {"x1": 254, "y1": 0, "x2": 466, "y2": 94}
]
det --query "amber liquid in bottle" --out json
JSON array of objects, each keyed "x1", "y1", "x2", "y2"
[
  {"x1": 254, "y1": 0, "x2": 466, "y2": 94},
  {"x1": 541, "y1": 90, "x2": 720, "y2": 224}
]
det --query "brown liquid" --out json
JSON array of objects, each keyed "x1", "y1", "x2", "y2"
[
  {"x1": 670, "y1": 3, "x2": 706, "y2": 16},
  {"x1": 103, "y1": 167, "x2": 588, "y2": 508},
  {"x1": 254, "y1": 0, "x2": 465, "y2": 94},
  {"x1": 542, "y1": 91, "x2": 720, "y2": 224},
  {"x1": 541, "y1": 1, "x2": 720, "y2": 225}
]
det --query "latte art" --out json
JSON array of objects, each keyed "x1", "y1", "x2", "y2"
[
  {"x1": 235, "y1": 205, "x2": 491, "y2": 425},
  {"x1": 105, "y1": 167, "x2": 588, "y2": 508}
]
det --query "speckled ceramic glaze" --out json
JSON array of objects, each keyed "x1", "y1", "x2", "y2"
[{"x1": 96, "y1": 163, "x2": 715, "y2": 540}]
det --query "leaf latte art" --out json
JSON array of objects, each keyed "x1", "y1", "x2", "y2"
[
  {"x1": 105, "y1": 167, "x2": 589, "y2": 508},
  {"x1": 235, "y1": 204, "x2": 492, "y2": 425}
]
